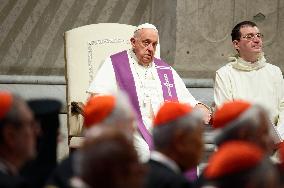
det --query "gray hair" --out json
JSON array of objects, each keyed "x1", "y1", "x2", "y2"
[
  {"x1": 153, "y1": 110, "x2": 203, "y2": 150},
  {"x1": 215, "y1": 104, "x2": 270, "y2": 145},
  {"x1": 102, "y1": 91, "x2": 134, "y2": 126}
]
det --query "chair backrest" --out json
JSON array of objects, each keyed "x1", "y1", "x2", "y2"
[{"x1": 64, "y1": 23, "x2": 160, "y2": 139}]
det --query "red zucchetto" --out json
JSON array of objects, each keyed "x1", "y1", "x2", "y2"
[
  {"x1": 0, "y1": 91, "x2": 13, "y2": 120},
  {"x1": 153, "y1": 101, "x2": 193, "y2": 127},
  {"x1": 204, "y1": 141, "x2": 264, "y2": 179},
  {"x1": 84, "y1": 95, "x2": 116, "y2": 128},
  {"x1": 212, "y1": 100, "x2": 251, "y2": 129}
]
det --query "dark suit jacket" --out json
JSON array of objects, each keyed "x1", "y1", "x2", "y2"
[
  {"x1": 0, "y1": 171, "x2": 29, "y2": 188},
  {"x1": 144, "y1": 159, "x2": 193, "y2": 188},
  {"x1": 45, "y1": 153, "x2": 75, "y2": 188}
]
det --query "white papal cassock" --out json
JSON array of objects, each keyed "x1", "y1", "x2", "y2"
[{"x1": 87, "y1": 49, "x2": 198, "y2": 162}]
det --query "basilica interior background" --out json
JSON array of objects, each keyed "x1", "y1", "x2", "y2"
[{"x1": 0, "y1": 0, "x2": 283, "y2": 160}]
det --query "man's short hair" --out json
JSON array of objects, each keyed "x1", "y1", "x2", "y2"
[{"x1": 231, "y1": 21, "x2": 257, "y2": 41}]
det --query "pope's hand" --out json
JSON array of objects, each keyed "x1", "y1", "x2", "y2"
[{"x1": 194, "y1": 103, "x2": 211, "y2": 124}]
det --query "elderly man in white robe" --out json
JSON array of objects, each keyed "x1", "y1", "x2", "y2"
[
  {"x1": 87, "y1": 23, "x2": 211, "y2": 162},
  {"x1": 214, "y1": 20, "x2": 284, "y2": 139}
]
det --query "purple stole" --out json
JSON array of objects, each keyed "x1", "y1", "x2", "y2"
[
  {"x1": 111, "y1": 50, "x2": 197, "y2": 181},
  {"x1": 111, "y1": 50, "x2": 177, "y2": 148}
]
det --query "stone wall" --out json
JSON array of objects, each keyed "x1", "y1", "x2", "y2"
[
  {"x1": 175, "y1": 0, "x2": 284, "y2": 78},
  {"x1": 1, "y1": 0, "x2": 283, "y2": 78}
]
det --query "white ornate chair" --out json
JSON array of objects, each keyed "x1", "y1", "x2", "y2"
[{"x1": 64, "y1": 23, "x2": 160, "y2": 148}]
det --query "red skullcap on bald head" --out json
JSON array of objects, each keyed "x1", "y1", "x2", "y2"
[
  {"x1": 204, "y1": 141, "x2": 264, "y2": 179},
  {"x1": 212, "y1": 100, "x2": 252, "y2": 129},
  {"x1": 84, "y1": 95, "x2": 116, "y2": 128},
  {"x1": 0, "y1": 91, "x2": 13, "y2": 120},
  {"x1": 153, "y1": 101, "x2": 193, "y2": 127}
]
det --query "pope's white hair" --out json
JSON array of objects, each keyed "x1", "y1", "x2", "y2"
[
  {"x1": 135, "y1": 23, "x2": 158, "y2": 32},
  {"x1": 133, "y1": 23, "x2": 159, "y2": 39}
]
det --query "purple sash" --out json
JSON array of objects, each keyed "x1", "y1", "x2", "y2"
[
  {"x1": 111, "y1": 50, "x2": 177, "y2": 148},
  {"x1": 154, "y1": 58, "x2": 178, "y2": 101},
  {"x1": 111, "y1": 50, "x2": 197, "y2": 180}
]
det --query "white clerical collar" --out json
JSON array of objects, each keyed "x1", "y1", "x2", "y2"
[
  {"x1": 150, "y1": 151, "x2": 181, "y2": 174},
  {"x1": 229, "y1": 53, "x2": 266, "y2": 71}
]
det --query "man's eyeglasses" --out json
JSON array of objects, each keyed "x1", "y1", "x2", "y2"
[{"x1": 240, "y1": 33, "x2": 264, "y2": 41}]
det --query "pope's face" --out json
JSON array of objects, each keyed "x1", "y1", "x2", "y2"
[
  {"x1": 233, "y1": 26, "x2": 263, "y2": 59},
  {"x1": 131, "y1": 28, "x2": 158, "y2": 66}
]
